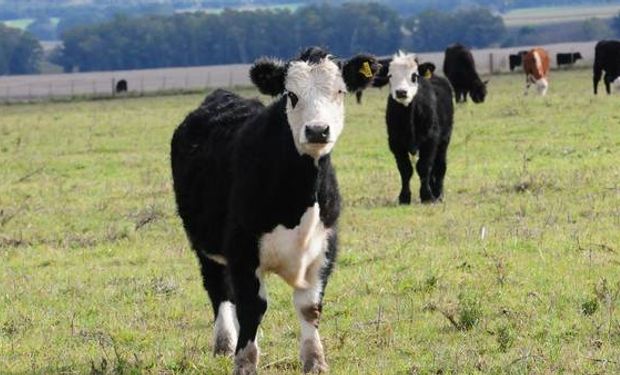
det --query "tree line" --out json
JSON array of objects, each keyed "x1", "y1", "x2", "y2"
[{"x1": 51, "y1": 3, "x2": 508, "y2": 73}]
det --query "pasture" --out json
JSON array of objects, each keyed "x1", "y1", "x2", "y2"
[{"x1": 1, "y1": 68, "x2": 619, "y2": 374}]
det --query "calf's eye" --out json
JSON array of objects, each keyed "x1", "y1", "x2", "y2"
[
  {"x1": 287, "y1": 91, "x2": 299, "y2": 108},
  {"x1": 411, "y1": 73, "x2": 419, "y2": 83}
]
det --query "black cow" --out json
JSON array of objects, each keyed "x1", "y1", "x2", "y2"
[
  {"x1": 556, "y1": 52, "x2": 582, "y2": 67},
  {"x1": 371, "y1": 51, "x2": 454, "y2": 204},
  {"x1": 443, "y1": 44, "x2": 487, "y2": 103},
  {"x1": 593, "y1": 40, "x2": 620, "y2": 95},
  {"x1": 509, "y1": 50, "x2": 528, "y2": 71},
  {"x1": 115, "y1": 79, "x2": 127, "y2": 93},
  {"x1": 355, "y1": 57, "x2": 392, "y2": 104},
  {"x1": 170, "y1": 47, "x2": 378, "y2": 374}
]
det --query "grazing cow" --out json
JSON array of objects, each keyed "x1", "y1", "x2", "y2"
[
  {"x1": 355, "y1": 57, "x2": 392, "y2": 104},
  {"x1": 170, "y1": 47, "x2": 378, "y2": 374},
  {"x1": 509, "y1": 50, "x2": 528, "y2": 71},
  {"x1": 593, "y1": 40, "x2": 620, "y2": 95},
  {"x1": 523, "y1": 48, "x2": 550, "y2": 96},
  {"x1": 115, "y1": 79, "x2": 127, "y2": 93},
  {"x1": 556, "y1": 52, "x2": 582, "y2": 67},
  {"x1": 377, "y1": 51, "x2": 454, "y2": 204},
  {"x1": 443, "y1": 44, "x2": 487, "y2": 103}
]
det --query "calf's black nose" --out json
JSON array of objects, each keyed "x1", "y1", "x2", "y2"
[
  {"x1": 304, "y1": 124, "x2": 330, "y2": 144},
  {"x1": 395, "y1": 89, "x2": 408, "y2": 99}
]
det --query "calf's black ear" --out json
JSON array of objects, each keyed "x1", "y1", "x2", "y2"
[
  {"x1": 250, "y1": 58, "x2": 286, "y2": 96},
  {"x1": 342, "y1": 54, "x2": 381, "y2": 92}
]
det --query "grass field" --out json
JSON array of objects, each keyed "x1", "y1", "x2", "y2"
[
  {"x1": 1, "y1": 69, "x2": 620, "y2": 374},
  {"x1": 503, "y1": 4, "x2": 620, "y2": 26}
]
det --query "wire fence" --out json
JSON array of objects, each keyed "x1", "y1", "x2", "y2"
[{"x1": 0, "y1": 41, "x2": 599, "y2": 103}]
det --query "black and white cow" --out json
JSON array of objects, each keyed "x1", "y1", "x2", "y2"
[
  {"x1": 170, "y1": 47, "x2": 378, "y2": 374},
  {"x1": 509, "y1": 50, "x2": 528, "y2": 72},
  {"x1": 443, "y1": 44, "x2": 487, "y2": 103},
  {"x1": 556, "y1": 52, "x2": 582, "y2": 67},
  {"x1": 593, "y1": 40, "x2": 620, "y2": 95},
  {"x1": 377, "y1": 51, "x2": 454, "y2": 204}
]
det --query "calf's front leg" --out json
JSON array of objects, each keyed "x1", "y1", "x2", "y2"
[
  {"x1": 228, "y1": 234, "x2": 267, "y2": 375},
  {"x1": 393, "y1": 151, "x2": 413, "y2": 204},
  {"x1": 416, "y1": 142, "x2": 437, "y2": 203}
]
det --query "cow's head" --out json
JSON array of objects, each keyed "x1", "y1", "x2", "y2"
[
  {"x1": 385, "y1": 51, "x2": 420, "y2": 107},
  {"x1": 470, "y1": 79, "x2": 488, "y2": 103},
  {"x1": 250, "y1": 47, "x2": 379, "y2": 159}
]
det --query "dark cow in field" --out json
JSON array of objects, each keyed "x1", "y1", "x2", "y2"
[
  {"x1": 417, "y1": 62, "x2": 436, "y2": 79},
  {"x1": 443, "y1": 44, "x2": 487, "y2": 103},
  {"x1": 556, "y1": 52, "x2": 582, "y2": 67},
  {"x1": 523, "y1": 48, "x2": 550, "y2": 96},
  {"x1": 593, "y1": 40, "x2": 620, "y2": 95},
  {"x1": 375, "y1": 51, "x2": 454, "y2": 204},
  {"x1": 115, "y1": 79, "x2": 128, "y2": 93},
  {"x1": 355, "y1": 57, "x2": 392, "y2": 104},
  {"x1": 170, "y1": 47, "x2": 378, "y2": 374},
  {"x1": 509, "y1": 50, "x2": 528, "y2": 71}
]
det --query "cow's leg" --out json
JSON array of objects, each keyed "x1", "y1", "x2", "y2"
[
  {"x1": 593, "y1": 64, "x2": 602, "y2": 95},
  {"x1": 454, "y1": 89, "x2": 463, "y2": 103},
  {"x1": 393, "y1": 150, "x2": 413, "y2": 204},
  {"x1": 355, "y1": 90, "x2": 363, "y2": 104},
  {"x1": 430, "y1": 140, "x2": 449, "y2": 200},
  {"x1": 196, "y1": 252, "x2": 238, "y2": 356},
  {"x1": 416, "y1": 141, "x2": 437, "y2": 203},
  {"x1": 229, "y1": 234, "x2": 267, "y2": 375},
  {"x1": 604, "y1": 73, "x2": 611, "y2": 95},
  {"x1": 294, "y1": 234, "x2": 337, "y2": 373},
  {"x1": 524, "y1": 75, "x2": 531, "y2": 95}
]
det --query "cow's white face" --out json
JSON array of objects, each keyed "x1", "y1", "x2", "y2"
[
  {"x1": 388, "y1": 52, "x2": 419, "y2": 106},
  {"x1": 284, "y1": 59, "x2": 347, "y2": 159}
]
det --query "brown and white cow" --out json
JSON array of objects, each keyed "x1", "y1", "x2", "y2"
[{"x1": 523, "y1": 48, "x2": 550, "y2": 96}]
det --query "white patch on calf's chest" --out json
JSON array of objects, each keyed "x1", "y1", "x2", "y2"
[{"x1": 258, "y1": 203, "x2": 330, "y2": 288}]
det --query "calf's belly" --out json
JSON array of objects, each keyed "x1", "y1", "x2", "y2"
[{"x1": 258, "y1": 203, "x2": 331, "y2": 289}]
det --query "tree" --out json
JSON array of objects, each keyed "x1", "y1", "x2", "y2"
[
  {"x1": 404, "y1": 8, "x2": 506, "y2": 52},
  {"x1": 0, "y1": 24, "x2": 42, "y2": 75},
  {"x1": 612, "y1": 11, "x2": 620, "y2": 37},
  {"x1": 26, "y1": 16, "x2": 57, "y2": 41}
]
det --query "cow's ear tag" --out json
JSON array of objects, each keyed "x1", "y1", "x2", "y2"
[
  {"x1": 424, "y1": 70, "x2": 432, "y2": 79},
  {"x1": 359, "y1": 61, "x2": 373, "y2": 78}
]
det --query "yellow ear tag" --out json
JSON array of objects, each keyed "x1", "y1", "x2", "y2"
[
  {"x1": 424, "y1": 70, "x2": 432, "y2": 79},
  {"x1": 359, "y1": 61, "x2": 373, "y2": 78}
]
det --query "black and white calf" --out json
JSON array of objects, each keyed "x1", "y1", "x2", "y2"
[
  {"x1": 378, "y1": 51, "x2": 454, "y2": 204},
  {"x1": 171, "y1": 47, "x2": 378, "y2": 374}
]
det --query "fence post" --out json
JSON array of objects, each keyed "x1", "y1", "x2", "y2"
[
  {"x1": 92, "y1": 80, "x2": 96, "y2": 95},
  {"x1": 162, "y1": 76, "x2": 167, "y2": 90},
  {"x1": 71, "y1": 81, "x2": 74, "y2": 96},
  {"x1": 112, "y1": 78, "x2": 116, "y2": 96},
  {"x1": 489, "y1": 53, "x2": 494, "y2": 74},
  {"x1": 228, "y1": 70, "x2": 233, "y2": 87},
  {"x1": 206, "y1": 72, "x2": 211, "y2": 88},
  {"x1": 140, "y1": 76, "x2": 144, "y2": 94}
]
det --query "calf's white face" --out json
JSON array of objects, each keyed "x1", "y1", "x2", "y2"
[
  {"x1": 285, "y1": 59, "x2": 347, "y2": 159},
  {"x1": 388, "y1": 52, "x2": 420, "y2": 107}
]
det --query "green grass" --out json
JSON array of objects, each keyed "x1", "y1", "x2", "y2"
[
  {"x1": 503, "y1": 4, "x2": 620, "y2": 26},
  {"x1": 1, "y1": 70, "x2": 620, "y2": 374}
]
